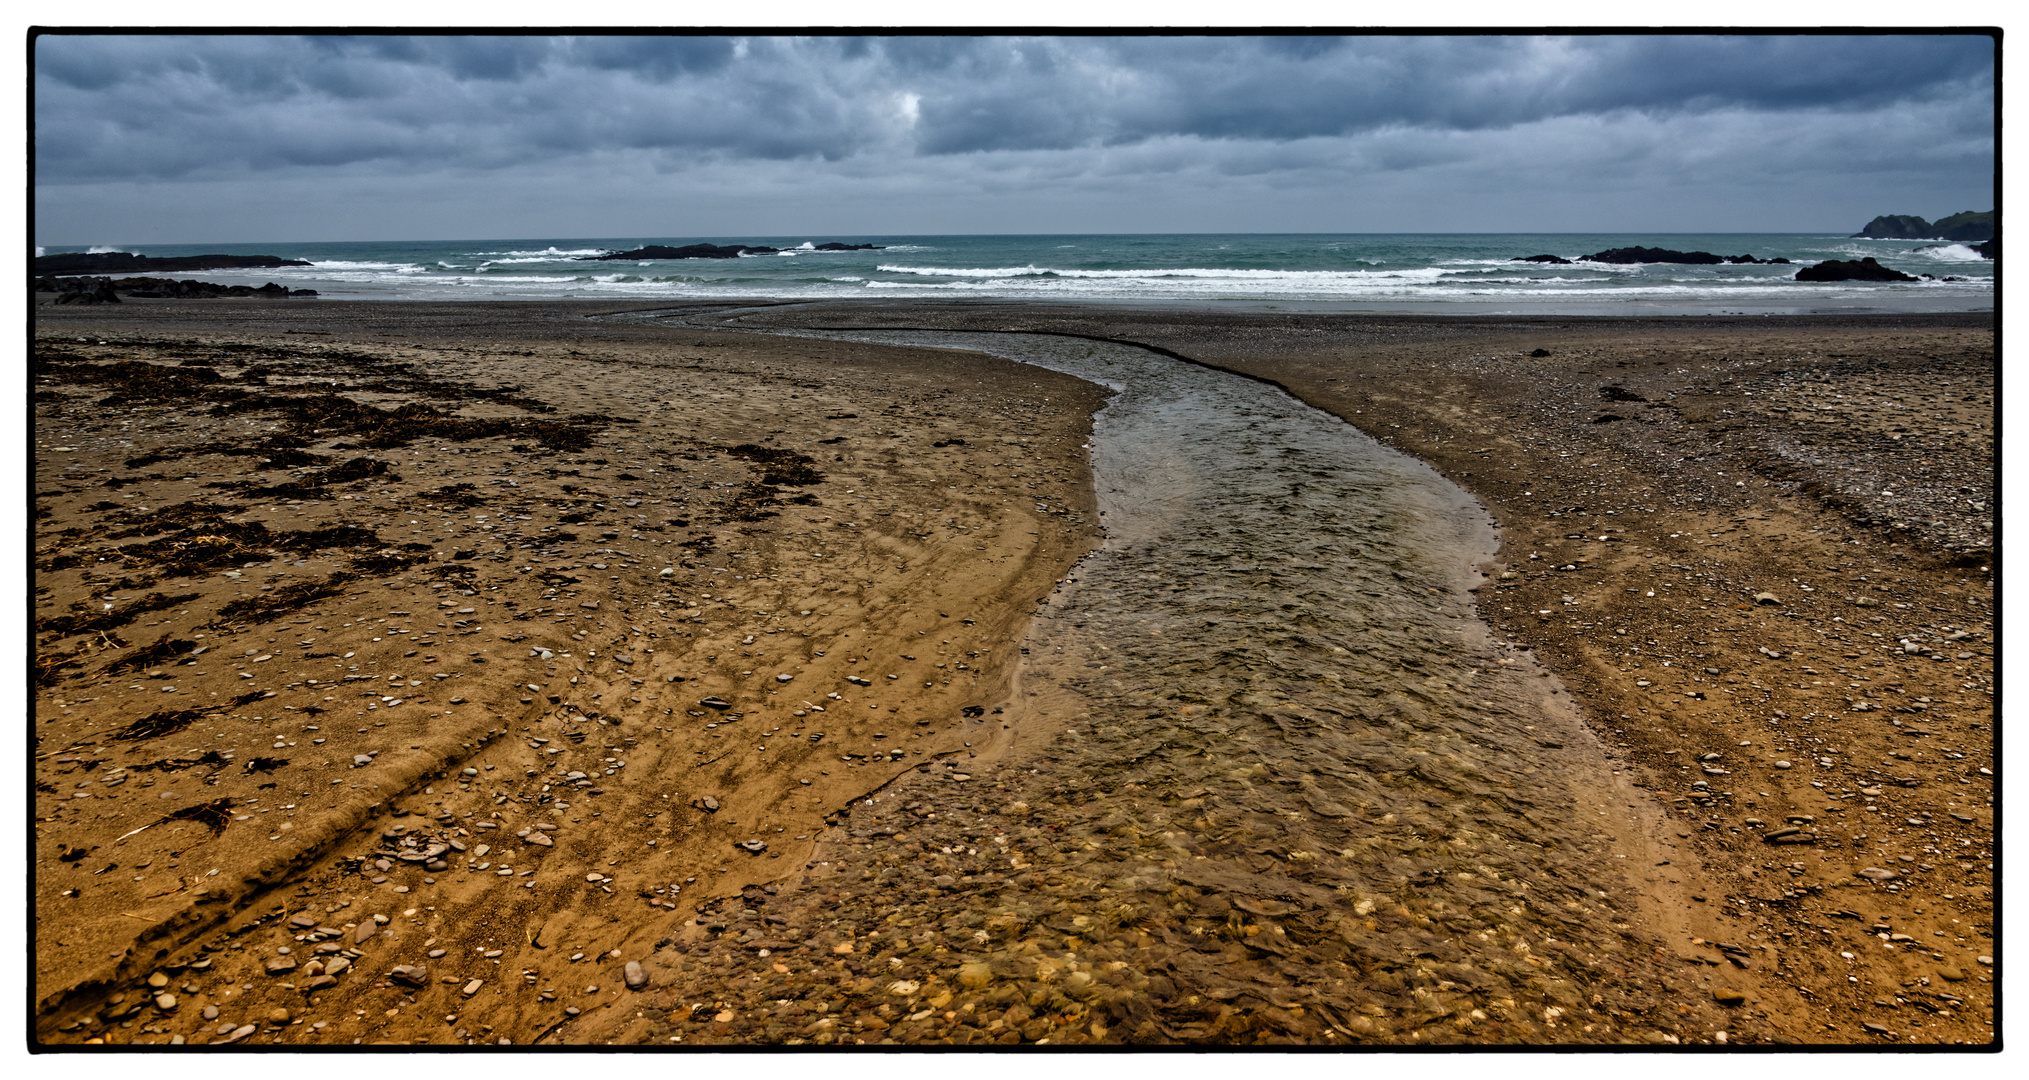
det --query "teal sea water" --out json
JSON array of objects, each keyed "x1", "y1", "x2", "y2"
[{"x1": 37, "y1": 233, "x2": 1994, "y2": 314}]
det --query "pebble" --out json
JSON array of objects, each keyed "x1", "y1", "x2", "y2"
[
  {"x1": 263, "y1": 957, "x2": 296, "y2": 976},
  {"x1": 201, "y1": 1005, "x2": 219, "y2": 1021},
  {"x1": 462, "y1": 979, "x2": 484, "y2": 997},
  {"x1": 219, "y1": 1024, "x2": 256, "y2": 1044},
  {"x1": 147, "y1": 971, "x2": 170, "y2": 988},
  {"x1": 1857, "y1": 867, "x2": 1900, "y2": 882},
  {"x1": 154, "y1": 993, "x2": 177, "y2": 1011},
  {"x1": 624, "y1": 960, "x2": 648, "y2": 990},
  {"x1": 267, "y1": 1007, "x2": 292, "y2": 1025},
  {"x1": 526, "y1": 832, "x2": 554, "y2": 847}
]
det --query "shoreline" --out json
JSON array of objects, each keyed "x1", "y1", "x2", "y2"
[
  {"x1": 44, "y1": 289, "x2": 1996, "y2": 318},
  {"x1": 32, "y1": 300, "x2": 1993, "y2": 1045}
]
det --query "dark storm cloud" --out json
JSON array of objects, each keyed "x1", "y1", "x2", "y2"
[{"x1": 33, "y1": 33, "x2": 1993, "y2": 183}]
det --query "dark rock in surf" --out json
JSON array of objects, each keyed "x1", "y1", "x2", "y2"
[
  {"x1": 1582, "y1": 247, "x2": 1728, "y2": 265},
  {"x1": 1511, "y1": 254, "x2": 1572, "y2": 264},
  {"x1": 1793, "y1": 257, "x2": 1919, "y2": 283},
  {"x1": 581, "y1": 241, "x2": 885, "y2": 261},
  {"x1": 581, "y1": 244, "x2": 775, "y2": 261}
]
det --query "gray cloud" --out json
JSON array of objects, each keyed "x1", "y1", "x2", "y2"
[
  {"x1": 31, "y1": 33, "x2": 1995, "y2": 241},
  {"x1": 35, "y1": 34, "x2": 1993, "y2": 176}
]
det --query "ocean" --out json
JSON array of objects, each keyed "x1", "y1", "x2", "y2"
[{"x1": 36, "y1": 233, "x2": 1995, "y2": 315}]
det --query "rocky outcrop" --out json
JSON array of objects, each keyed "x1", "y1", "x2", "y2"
[
  {"x1": 32, "y1": 252, "x2": 312, "y2": 275},
  {"x1": 1974, "y1": 238, "x2": 1998, "y2": 260},
  {"x1": 1580, "y1": 247, "x2": 1781, "y2": 265},
  {"x1": 1851, "y1": 211, "x2": 1995, "y2": 242},
  {"x1": 1932, "y1": 211, "x2": 1995, "y2": 243},
  {"x1": 1511, "y1": 254, "x2": 1572, "y2": 264},
  {"x1": 580, "y1": 241, "x2": 884, "y2": 261},
  {"x1": 1852, "y1": 215, "x2": 1936, "y2": 239},
  {"x1": 1793, "y1": 257, "x2": 1919, "y2": 283},
  {"x1": 35, "y1": 275, "x2": 318, "y2": 299}
]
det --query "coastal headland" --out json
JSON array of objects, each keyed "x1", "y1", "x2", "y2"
[{"x1": 32, "y1": 299, "x2": 1992, "y2": 1046}]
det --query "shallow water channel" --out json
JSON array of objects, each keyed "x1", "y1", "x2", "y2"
[{"x1": 708, "y1": 328, "x2": 1697, "y2": 1042}]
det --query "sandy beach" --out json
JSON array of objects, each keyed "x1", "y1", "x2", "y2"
[{"x1": 32, "y1": 298, "x2": 1992, "y2": 1047}]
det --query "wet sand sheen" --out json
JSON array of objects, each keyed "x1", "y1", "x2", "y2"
[{"x1": 620, "y1": 328, "x2": 1728, "y2": 1044}]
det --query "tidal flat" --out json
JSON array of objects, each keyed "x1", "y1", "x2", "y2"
[{"x1": 31, "y1": 300, "x2": 1993, "y2": 1046}]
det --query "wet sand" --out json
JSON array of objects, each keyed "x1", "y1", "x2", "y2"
[{"x1": 31, "y1": 299, "x2": 1992, "y2": 1046}]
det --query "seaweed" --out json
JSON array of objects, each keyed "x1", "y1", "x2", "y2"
[
  {"x1": 350, "y1": 552, "x2": 431, "y2": 574},
  {"x1": 38, "y1": 591, "x2": 198, "y2": 637},
  {"x1": 424, "y1": 482, "x2": 487, "y2": 507},
  {"x1": 130, "y1": 750, "x2": 230, "y2": 773},
  {"x1": 34, "y1": 645, "x2": 90, "y2": 688},
  {"x1": 238, "y1": 457, "x2": 401, "y2": 500},
  {"x1": 100, "y1": 636, "x2": 196, "y2": 677},
  {"x1": 214, "y1": 572, "x2": 356, "y2": 623},
  {"x1": 162, "y1": 798, "x2": 235, "y2": 836},
  {"x1": 274, "y1": 525, "x2": 382, "y2": 551},
  {"x1": 205, "y1": 391, "x2": 609, "y2": 451},
  {"x1": 111, "y1": 709, "x2": 205, "y2": 741},
  {"x1": 38, "y1": 551, "x2": 88, "y2": 572},
  {"x1": 725, "y1": 443, "x2": 823, "y2": 486}
]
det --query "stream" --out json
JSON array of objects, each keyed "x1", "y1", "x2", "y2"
[{"x1": 680, "y1": 323, "x2": 1696, "y2": 1042}]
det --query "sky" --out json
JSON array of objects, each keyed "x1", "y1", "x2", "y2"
[{"x1": 31, "y1": 32, "x2": 1998, "y2": 245}]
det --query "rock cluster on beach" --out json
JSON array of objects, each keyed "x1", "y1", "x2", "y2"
[
  {"x1": 579, "y1": 242, "x2": 883, "y2": 261},
  {"x1": 34, "y1": 276, "x2": 319, "y2": 302},
  {"x1": 34, "y1": 252, "x2": 313, "y2": 275}
]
